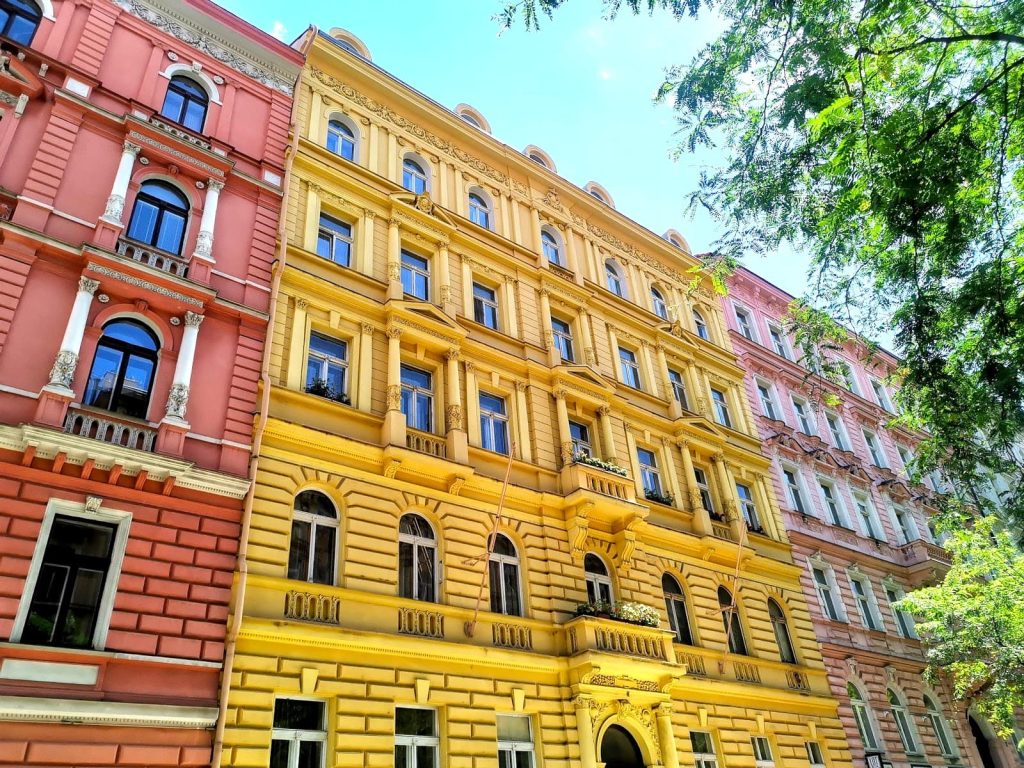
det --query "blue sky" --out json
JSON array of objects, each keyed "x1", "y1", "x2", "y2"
[{"x1": 219, "y1": 0, "x2": 811, "y2": 299}]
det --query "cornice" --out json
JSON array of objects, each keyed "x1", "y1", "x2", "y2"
[{"x1": 0, "y1": 696, "x2": 216, "y2": 728}]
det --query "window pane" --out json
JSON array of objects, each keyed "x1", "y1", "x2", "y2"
[
  {"x1": 23, "y1": 563, "x2": 69, "y2": 644},
  {"x1": 416, "y1": 745, "x2": 436, "y2": 768},
  {"x1": 117, "y1": 354, "x2": 155, "y2": 418},
  {"x1": 298, "y1": 741, "x2": 323, "y2": 768},
  {"x1": 503, "y1": 563, "x2": 521, "y2": 616},
  {"x1": 126, "y1": 200, "x2": 158, "y2": 243},
  {"x1": 417, "y1": 544, "x2": 436, "y2": 601},
  {"x1": 497, "y1": 715, "x2": 532, "y2": 742},
  {"x1": 395, "y1": 745, "x2": 409, "y2": 768},
  {"x1": 288, "y1": 520, "x2": 311, "y2": 580},
  {"x1": 311, "y1": 524, "x2": 336, "y2": 585},
  {"x1": 489, "y1": 559, "x2": 503, "y2": 613},
  {"x1": 398, "y1": 541, "x2": 414, "y2": 598},
  {"x1": 396, "y1": 708, "x2": 435, "y2": 736},
  {"x1": 273, "y1": 699, "x2": 324, "y2": 730},
  {"x1": 270, "y1": 740, "x2": 291, "y2": 768},
  {"x1": 84, "y1": 346, "x2": 124, "y2": 410},
  {"x1": 515, "y1": 752, "x2": 532, "y2": 768},
  {"x1": 183, "y1": 100, "x2": 206, "y2": 132},
  {"x1": 155, "y1": 211, "x2": 186, "y2": 254}
]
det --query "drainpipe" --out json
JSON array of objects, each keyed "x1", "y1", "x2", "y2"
[{"x1": 211, "y1": 28, "x2": 314, "y2": 768}]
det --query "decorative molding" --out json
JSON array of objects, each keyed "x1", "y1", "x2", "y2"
[
  {"x1": 183, "y1": 311, "x2": 205, "y2": 328},
  {"x1": 165, "y1": 382, "x2": 189, "y2": 419},
  {"x1": 126, "y1": 131, "x2": 225, "y2": 178},
  {"x1": 115, "y1": 0, "x2": 295, "y2": 93},
  {"x1": 48, "y1": 350, "x2": 78, "y2": 388},
  {"x1": 0, "y1": 695, "x2": 217, "y2": 728},
  {"x1": 86, "y1": 263, "x2": 204, "y2": 306}
]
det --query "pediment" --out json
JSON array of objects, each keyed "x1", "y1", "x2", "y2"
[
  {"x1": 677, "y1": 416, "x2": 727, "y2": 440},
  {"x1": 387, "y1": 301, "x2": 466, "y2": 348},
  {"x1": 390, "y1": 191, "x2": 457, "y2": 229},
  {"x1": 558, "y1": 365, "x2": 614, "y2": 392},
  {"x1": 0, "y1": 54, "x2": 45, "y2": 100}
]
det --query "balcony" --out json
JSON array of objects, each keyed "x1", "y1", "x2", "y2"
[
  {"x1": 562, "y1": 461, "x2": 636, "y2": 503},
  {"x1": 406, "y1": 428, "x2": 447, "y2": 459},
  {"x1": 564, "y1": 615, "x2": 675, "y2": 663},
  {"x1": 897, "y1": 538, "x2": 952, "y2": 585},
  {"x1": 63, "y1": 406, "x2": 156, "y2": 452},
  {"x1": 116, "y1": 238, "x2": 190, "y2": 277}
]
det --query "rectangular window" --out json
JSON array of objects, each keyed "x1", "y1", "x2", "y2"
[
  {"x1": 783, "y1": 468, "x2": 809, "y2": 515},
  {"x1": 21, "y1": 516, "x2": 118, "y2": 649},
  {"x1": 825, "y1": 413, "x2": 848, "y2": 450},
  {"x1": 395, "y1": 707, "x2": 439, "y2": 768},
  {"x1": 693, "y1": 467, "x2": 717, "y2": 518},
  {"x1": 927, "y1": 711, "x2": 955, "y2": 757},
  {"x1": 690, "y1": 732, "x2": 719, "y2": 768},
  {"x1": 619, "y1": 347, "x2": 641, "y2": 389},
  {"x1": 855, "y1": 497, "x2": 882, "y2": 541},
  {"x1": 757, "y1": 383, "x2": 778, "y2": 420},
  {"x1": 870, "y1": 379, "x2": 893, "y2": 411},
  {"x1": 401, "y1": 365, "x2": 434, "y2": 433},
  {"x1": 480, "y1": 392, "x2": 509, "y2": 454},
  {"x1": 792, "y1": 397, "x2": 816, "y2": 435},
  {"x1": 818, "y1": 481, "x2": 846, "y2": 527},
  {"x1": 850, "y1": 576, "x2": 882, "y2": 631},
  {"x1": 806, "y1": 742, "x2": 826, "y2": 768},
  {"x1": 552, "y1": 317, "x2": 575, "y2": 363},
  {"x1": 271, "y1": 699, "x2": 327, "y2": 768},
  {"x1": 735, "y1": 307, "x2": 755, "y2": 340},
  {"x1": 668, "y1": 368, "x2": 689, "y2": 409},
  {"x1": 305, "y1": 333, "x2": 348, "y2": 402},
  {"x1": 569, "y1": 421, "x2": 592, "y2": 458},
  {"x1": 736, "y1": 483, "x2": 762, "y2": 532},
  {"x1": 400, "y1": 250, "x2": 430, "y2": 301},
  {"x1": 886, "y1": 586, "x2": 917, "y2": 639},
  {"x1": 893, "y1": 506, "x2": 916, "y2": 543},
  {"x1": 638, "y1": 448, "x2": 662, "y2": 496},
  {"x1": 768, "y1": 325, "x2": 790, "y2": 359},
  {"x1": 837, "y1": 361, "x2": 860, "y2": 394},
  {"x1": 812, "y1": 566, "x2": 841, "y2": 621},
  {"x1": 752, "y1": 737, "x2": 775, "y2": 768},
  {"x1": 711, "y1": 389, "x2": 732, "y2": 428},
  {"x1": 316, "y1": 214, "x2": 352, "y2": 267},
  {"x1": 473, "y1": 282, "x2": 499, "y2": 329},
  {"x1": 863, "y1": 430, "x2": 887, "y2": 467},
  {"x1": 497, "y1": 715, "x2": 534, "y2": 768}
]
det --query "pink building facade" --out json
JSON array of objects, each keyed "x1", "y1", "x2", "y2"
[
  {"x1": 0, "y1": 0, "x2": 299, "y2": 764},
  {"x1": 723, "y1": 267, "x2": 1020, "y2": 768}
]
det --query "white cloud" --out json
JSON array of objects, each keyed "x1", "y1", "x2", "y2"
[
  {"x1": 270, "y1": 20, "x2": 287, "y2": 40},
  {"x1": 599, "y1": 69, "x2": 613, "y2": 81}
]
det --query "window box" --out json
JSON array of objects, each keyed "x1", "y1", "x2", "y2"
[
  {"x1": 573, "y1": 454, "x2": 628, "y2": 477},
  {"x1": 644, "y1": 488, "x2": 675, "y2": 506},
  {"x1": 574, "y1": 600, "x2": 660, "y2": 628},
  {"x1": 305, "y1": 379, "x2": 350, "y2": 405}
]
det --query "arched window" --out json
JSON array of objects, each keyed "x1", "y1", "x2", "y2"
[
  {"x1": 468, "y1": 192, "x2": 491, "y2": 229},
  {"x1": 768, "y1": 599, "x2": 797, "y2": 663},
  {"x1": 288, "y1": 491, "x2": 338, "y2": 585},
  {"x1": 488, "y1": 533, "x2": 522, "y2": 616},
  {"x1": 83, "y1": 320, "x2": 159, "y2": 420},
  {"x1": 718, "y1": 586, "x2": 748, "y2": 655},
  {"x1": 1, "y1": 0, "x2": 42, "y2": 44},
  {"x1": 402, "y1": 157, "x2": 428, "y2": 194},
  {"x1": 541, "y1": 229, "x2": 562, "y2": 266},
  {"x1": 584, "y1": 553, "x2": 613, "y2": 604},
  {"x1": 924, "y1": 696, "x2": 956, "y2": 757},
  {"x1": 662, "y1": 574, "x2": 694, "y2": 645},
  {"x1": 888, "y1": 689, "x2": 918, "y2": 753},
  {"x1": 126, "y1": 180, "x2": 189, "y2": 255},
  {"x1": 693, "y1": 310, "x2": 710, "y2": 340},
  {"x1": 848, "y1": 683, "x2": 880, "y2": 751},
  {"x1": 399, "y1": 514, "x2": 437, "y2": 602},
  {"x1": 160, "y1": 75, "x2": 209, "y2": 133},
  {"x1": 651, "y1": 287, "x2": 669, "y2": 320},
  {"x1": 326, "y1": 118, "x2": 355, "y2": 161},
  {"x1": 605, "y1": 260, "x2": 626, "y2": 298}
]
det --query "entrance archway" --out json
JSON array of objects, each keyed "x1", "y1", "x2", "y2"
[
  {"x1": 969, "y1": 716, "x2": 999, "y2": 768},
  {"x1": 601, "y1": 724, "x2": 645, "y2": 768}
]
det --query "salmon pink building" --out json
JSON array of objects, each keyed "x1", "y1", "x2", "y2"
[
  {"x1": 722, "y1": 267, "x2": 1014, "y2": 768},
  {"x1": 0, "y1": 0, "x2": 299, "y2": 764}
]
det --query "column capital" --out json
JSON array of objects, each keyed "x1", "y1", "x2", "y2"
[
  {"x1": 388, "y1": 217, "x2": 402, "y2": 230},
  {"x1": 123, "y1": 141, "x2": 142, "y2": 156},
  {"x1": 513, "y1": 380, "x2": 527, "y2": 393},
  {"x1": 445, "y1": 348, "x2": 460, "y2": 362},
  {"x1": 295, "y1": 297, "x2": 309, "y2": 311},
  {"x1": 597, "y1": 404, "x2": 612, "y2": 417},
  {"x1": 361, "y1": 322, "x2": 375, "y2": 336},
  {"x1": 711, "y1": 451, "x2": 726, "y2": 464},
  {"x1": 363, "y1": 208, "x2": 376, "y2": 220},
  {"x1": 386, "y1": 326, "x2": 402, "y2": 340},
  {"x1": 78, "y1": 276, "x2": 100, "y2": 295},
  {"x1": 183, "y1": 311, "x2": 205, "y2": 328},
  {"x1": 553, "y1": 388, "x2": 568, "y2": 401},
  {"x1": 206, "y1": 178, "x2": 224, "y2": 193},
  {"x1": 573, "y1": 694, "x2": 597, "y2": 712},
  {"x1": 464, "y1": 361, "x2": 476, "y2": 374}
]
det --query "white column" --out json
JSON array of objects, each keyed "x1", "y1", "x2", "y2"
[
  {"x1": 193, "y1": 179, "x2": 224, "y2": 262},
  {"x1": 165, "y1": 311, "x2": 204, "y2": 421},
  {"x1": 47, "y1": 276, "x2": 100, "y2": 389},
  {"x1": 101, "y1": 142, "x2": 141, "y2": 224}
]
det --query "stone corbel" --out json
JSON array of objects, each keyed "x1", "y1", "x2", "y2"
[{"x1": 567, "y1": 502, "x2": 593, "y2": 562}]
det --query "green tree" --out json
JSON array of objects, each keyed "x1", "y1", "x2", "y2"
[
  {"x1": 898, "y1": 514, "x2": 1024, "y2": 737},
  {"x1": 498, "y1": 0, "x2": 1024, "y2": 529}
]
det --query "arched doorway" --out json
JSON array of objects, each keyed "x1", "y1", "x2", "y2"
[
  {"x1": 969, "y1": 716, "x2": 999, "y2": 768},
  {"x1": 601, "y1": 724, "x2": 645, "y2": 768}
]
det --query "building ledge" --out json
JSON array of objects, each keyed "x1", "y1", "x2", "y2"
[{"x1": 0, "y1": 695, "x2": 217, "y2": 728}]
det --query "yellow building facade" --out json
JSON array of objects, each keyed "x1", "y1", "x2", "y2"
[{"x1": 219, "y1": 28, "x2": 854, "y2": 768}]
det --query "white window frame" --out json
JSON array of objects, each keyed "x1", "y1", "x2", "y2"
[
  {"x1": 863, "y1": 429, "x2": 888, "y2": 467},
  {"x1": 12, "y1": 498, "x2": 132, "y2": 651},
  {"x1": 853, "y1": 493, "x2": 884, "y2": 541},
  {"x1": 847, "y1": 571, "x2": 884, "y2": 632},
  {"x1": 651, "y1": 287, "x2": 670, "y2": 320},
  {"x1": 325, "y1": 113, "x2": 358, "y2": 161},
  {"x1": 734, "y1": 305, "x2": 757, "y2": 342},
  {"x1": 690, "y1": 731, "x2": 719, "y2": 768},
  {"x1": 890, "y1": 503, "x2": 919, "y2": 544},
  {"x1": 306, "y1": 332, "x2": 348, "y2": 399},
  {"x1": 272, "y1": 697, "x2": 328, "y2": 768},
  {"x1": 817, "y1": 479, "x2": 849, "y2": 528},
  {"x1": 400, "y1": 250, "x2": 431, "y2": 301},
  {"x1": 496, "y1": 714, "x2": 535, "y2": 768},
  {"x1": 584, "y1": 553, "x2": 614, "y2": 604},
  {"x1": 870, "y1": 378, "x2": 893, "y2": 412},
  {"x1": 638, "y1": 447, "x2": 663, "y2": 496},
  {"x1": 848, "y1": 684, "x2": 881, "y2": 752},
  {"x1": 825, "y1": 412, "x2": 850, "y2": 451},
  {"x1": 402, "y1": 155, "x2": 430, "y2": 195},
  {"x1": 541, "y1": 227, "x2": 563, "y2": 266},
  {"x1": 480, "y1": 391, "x2": 510, "y2": 454},
  {"x1": 792, "y1": 396, "x2": 817, "y2": 435},
  {"x1": 398, "y1": 515, "x2": 438, "y2": 602},
  {"x1": 810, "y1": 560, "x2": 846, "y2": 622},
  {"x1": 618, "y1": 347, "x2": 642, "y2": 389},
  {"x1": 488, "y1": 536, "x2": 523, "y2": 617},
  {"x1": 768, "y1": 324, "x2": 791, "y2": 359},
  {"x1": 805, "y1": 741, "x2": 826, "y2": 768},
  {"x1": 395, "y1": 706, "x2": 440, "y2": 768},
  {"x1": 838, "y1": 361, "x2": 862, "y2": 395},
  {"x1": 884, "y1": 583, "x2": 918, "y2": 639},
  {"x1": 693, "y1": 467, "x2": 717, "y2": 518},
  {"x1": 468, "y1": 189, "x2": 493, "y2": 230},
  {"x1": 569, "y1": 420, "x2": 592, "y2": 458},
  {"x1": 290, "y1": 492, "x2": 339, "y2": 585},
  {"x1": 316, "y1": 213, "x2": 353, "y2": 267},
  {"x1": 692, "y1": 310, "x2": 710, "y2": 340},
  {"x1": 605, "y1": 260, "x2": 627, "y2": 298},
  {"x1": 752, "y1": 736, "x2": 775, "y2": 768},
  {"x1": 735, "y1": 482, "x2": 762, "y2": 532},
  {"x1": 782, "y1": 465, "x2": 811, "y2": 517},
  {"x1": 923, "y1": 696, "x2": 957, "y2": 757},
  {"x1": 888, "y1": 689, "x2": 920, "y2": 754},
  {"x1": 551, "y1": 316, "x2": 575, "y2": 363},
  {"x1": 756, "y1": 380, "x2": 780, "y2": 420},
  {"x1": 473, "y1": 281, "x2": 500, "y2": 330},
  {"x1": 711, "y1": 388, "x2": 732, "y2": 428},
  {"x1": 668, "y1": 368, "x2": 689, "y2": 409},
  {"x1": 400, "y1": 364, "x2": 435, "y2": 434}
]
